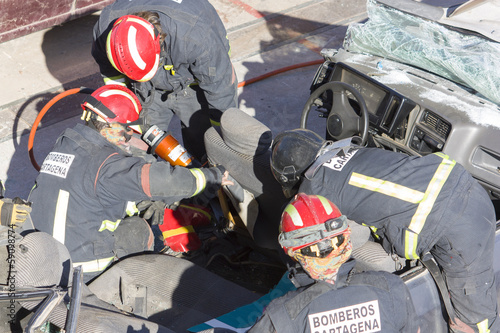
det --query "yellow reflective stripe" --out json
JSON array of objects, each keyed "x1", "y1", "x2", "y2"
[
  {"x1": 316, "y1": 195, "x2": 334, "y2": 215},
  {"x1": 53, "y1": 189, "x2": 70, "y2": 244},
  {"x1": 362, "y1": 223, "x2": 380, "y2": 240},
  {"x1": 126, "y1": 201, "x2": 138, "y2": 216},
  {"x1": 179, "y1": 204, "x2": 211, "y2": 220},
  {"x1": 210, "y1": 119, "x2": 221, "y2": 127},
  {"x1": 404, "y1": 231, "x2": 419, "y2": 260},
  {"x1": 103, "y1": 75, "x2": 127, "y2": 86},
  {"x1": 189, "y1": 168, "x2": 206, "y2": 196},
  {"x1": 106, "y1": 30, "x2": 118, "y2": 70},
  {"x1": 162, "y1": 225, "x2": 195, "y2": 238},
  {"x1": 99, "y1": 219, "x2": 121, "y2": 232},
  {"x1": 407, "y1": 155, "x2": 455, "y2": 235},
  {"x1": 349, "y1": 172, "x2": 424, "y2": 204},
  {"x1": 73, "y1": 256, "x2": 115, "y2": 273},
  {"x1": 405, "y1": 155, "x2": 456, "y2": 259},
  {"x1": 284, "y1": 203, "x2": 303, "y2": 227},
  {"x1": 477, "y1": 319, "x2": 490, "y2": 333},
  {"x1": 163, "y1": 65, "x2": 175, "y2": 75},
  {"x1": 434, "y1": 152, "x2": 447, "y2": 159}
]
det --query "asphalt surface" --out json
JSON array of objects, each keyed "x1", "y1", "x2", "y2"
[{"x1": 0, "y1": 0, "x2": 367, "y2": 198}]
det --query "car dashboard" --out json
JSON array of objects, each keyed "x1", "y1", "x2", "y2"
[{"x1": 310, "y1": 48, "x2": 500, "y2": 199}]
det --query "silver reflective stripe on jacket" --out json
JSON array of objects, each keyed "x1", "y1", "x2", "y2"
[
  {"x1": 52, "y1": 189, "x2": 70, "y2": 244},
  {"x1": 73, "y1": 256, "x2": 115, "y2": 273},
  {"x1": 348, "y1": 152, "x2": 456, "y2": 259}
]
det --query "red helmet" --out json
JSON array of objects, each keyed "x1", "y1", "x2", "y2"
[
  {"x1": 279, "y1": 193, "x2": 349, "y2": 256},
  {"x1": 81, "y1": 85, "x2": 142, "y2": 124},
  {"x1": 279, "y1": 193, "x2": 352, "y2": 282},
  {"x1": 106, "y1": 15, "x2": 161, "y2": 82}
]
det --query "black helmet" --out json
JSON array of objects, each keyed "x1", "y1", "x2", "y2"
[{"x1": 271, "y1": 129, "x2": 325, "y2": 192}]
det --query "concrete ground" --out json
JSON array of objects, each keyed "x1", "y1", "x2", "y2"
[{"x1": 0, "y1": 0, "x2": 367, "y2": 198}]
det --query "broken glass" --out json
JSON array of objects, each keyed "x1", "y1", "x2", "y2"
[{"x1": 344, "y1": 0, "x2": 500, "y2": 105}]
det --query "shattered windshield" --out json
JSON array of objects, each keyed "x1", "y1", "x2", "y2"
[{"x1": 343, "y1": 0, "x2": 500, "y2": 105}]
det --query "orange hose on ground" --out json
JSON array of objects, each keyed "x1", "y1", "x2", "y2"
[
  {"x1": 237, "y1": 59, "x2": 324, "y2": 88},
  {"x1": 28, "y1": 88, "x2": 88, "y2": 171}
]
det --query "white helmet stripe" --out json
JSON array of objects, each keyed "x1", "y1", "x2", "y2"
[
  {"x1": 127, "y1": 26, "x2": 146, "y2": 70},
  {"x1": 100, "y1": 89, "x2": 140, "y2": 114},
  {"x1": 139, "y1": 54, "x2": 160, "y2": 82},
  {"x1": 127, "y1": 17, "x2": 156, "y2": 39}
]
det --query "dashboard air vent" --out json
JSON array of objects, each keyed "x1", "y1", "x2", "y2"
[{"x1": 422, "y1": 111, "x2": 450, "y2": 139}]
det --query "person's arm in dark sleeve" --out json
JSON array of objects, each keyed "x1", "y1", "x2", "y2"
[
  {"x1": 94, "y1": 154, "x2": 224, "y2": 206},
  {"x1": 146, "y1": 162, "x2": 225, "y2": 203},
  {"x1": 187, "y1": 33, "x2": 237, "y2": 126}
]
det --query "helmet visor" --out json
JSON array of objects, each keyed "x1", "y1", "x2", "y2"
[{"x1": 278, "y1": 215, "x2": 348, "y2": 251}]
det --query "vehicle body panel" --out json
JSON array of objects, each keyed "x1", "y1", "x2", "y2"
[
  {"x1": 0, "y1": 0, "x2": 113, "y2": 43},
  {"x1": 310, "y1": 49, "x2": 500, "y2": 198}
]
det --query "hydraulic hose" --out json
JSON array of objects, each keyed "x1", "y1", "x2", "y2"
[
  {"x1": 28, "y1": 87, "x2": 94, "y2": 171},
  {"x1": 237, "y1": 59, "x2": 323, "y2": 88}
]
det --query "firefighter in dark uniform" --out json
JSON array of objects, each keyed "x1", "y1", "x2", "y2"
[
  {"x1": 249, "y1": 193, "x2": 419, "y2": 333},
  {"x1": 270, "y1": 129, "x2": 498, "y2": 333},
  {"x1": 91, "y1": 0, "x2": 238, "y2": 161},
  {"x1": 28, "y1": 85, "x2": 231, "y2": 282}
]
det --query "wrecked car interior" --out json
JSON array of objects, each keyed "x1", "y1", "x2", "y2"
[{"x1": 1, "y1": 0, "x2": 500, "y2": 332}]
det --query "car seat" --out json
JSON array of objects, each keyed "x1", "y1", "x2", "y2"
[
  {"x1": 204, "y1": 108, "x2": 289, "y2": 250},
  {"x1": 204, "y1": 108, "x2": 404, "y2": 272},
  {"x1": 0, "y1": 230, "x2": 260, "y2": 333}
]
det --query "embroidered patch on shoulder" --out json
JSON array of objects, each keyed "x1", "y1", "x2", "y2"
[
  {"x1": 40, "y1": 152, "x2": 75, "y2": 179},
  {"x1": 323, "y1": 149, "x2": 358, "y2": 172}
]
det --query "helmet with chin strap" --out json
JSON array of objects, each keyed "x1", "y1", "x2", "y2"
[
  {"x1": 106, "y1": 15, "x2": 161, "y2": 82},
  {"x1": 279, "y1": 193, "x2": 352, "y2": 283},
  {"x1": 81, "y1": 85, "x2": 142, "y2": 130},
  {"x1": 271, "y1": 129, "x2": 325, "y2": 193},
  {"x1": 279, "y1": 193, "x2": 350, "y2": 257}
]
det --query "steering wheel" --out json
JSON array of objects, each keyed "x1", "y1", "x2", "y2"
[{"x1": 300, "y1": 81, "x2": 369, "y2": 145}]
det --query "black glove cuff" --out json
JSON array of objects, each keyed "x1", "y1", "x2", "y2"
[
  {"x1": 204, "y1": 165, "x2": 225, "y2": 185},
  {"x1": 12, "y1": 197, "x2": 31, "y2": 206},
  {"x1": 196, "y1": 166, "x2": 225, "y2": 202}
]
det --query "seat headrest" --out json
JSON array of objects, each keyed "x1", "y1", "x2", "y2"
[
  {"x1": 15, "y1": 231, "x2": 73, "y2": 288},
  {"x1": 220, "y1": 108, "x2": 272, "y2": 156}
]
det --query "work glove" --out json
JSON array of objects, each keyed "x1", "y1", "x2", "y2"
[
  {"x1": 137, "y1": 200, "x2": 167, "y2": 226},
  {"x1": 191, "y1": 165, "x2": 225, "y2": 206},
  {"x1": 0, "y1": 197, "x2": 32, "y2": 228},
  {"x1": 223, "y1": 174, "x2": 244, "y2": 203}
]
